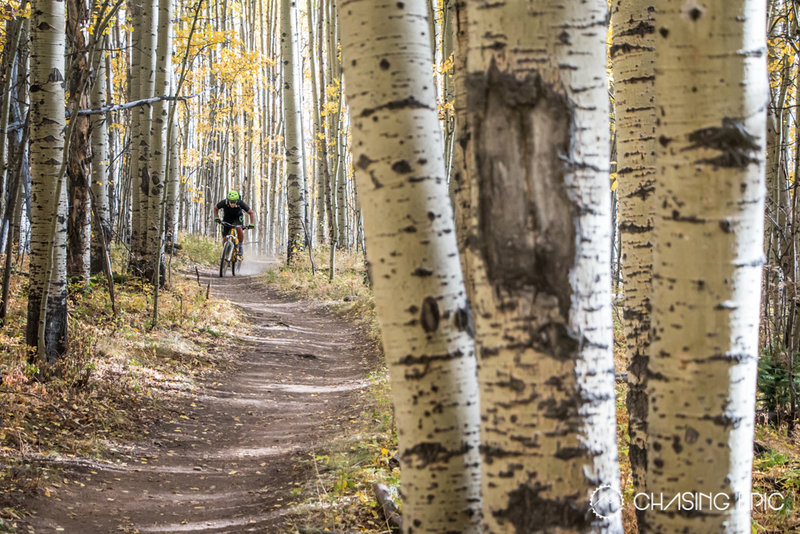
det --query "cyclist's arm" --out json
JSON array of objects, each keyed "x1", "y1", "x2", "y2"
[{"x1": 246, "y1": 209, "x2": 256, "y2": 227}]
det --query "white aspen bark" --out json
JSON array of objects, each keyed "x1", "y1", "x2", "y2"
[
  {"x1": 610, "y1": 0, "x2": 656, "y2": 506},
  {"x1": 143, "y1": 0, "x2": 172, "y2": 282},
  {"x1": 165, "y1": 94, "x2": 180, "y2": 249},
  {"x1": 128, "y1": 0, "x2": 143, "y2": 254},
  {"x1": 457, "y1": 1, "x2": 622, "y2": 532},
  {"x1": 307, "y1": 0, "x2": 325, "y2": 246},
  {"x1": 335, "y1": 116, "x2": 347, "y2": 248},
  {"x1": 129, "y1": 0, "x2": 158, "y2": 265},
  {"x1": 91, "y1": 37, "x2": 111, "y2": 274},
  {"x1": 315, "y1": 0, "x2": 334, "y2": 255},
  {"x1": 281, "y1": 0, "x2": 305, "y2": 262},
  {"x1": 645, "y1": 1, "x2": 767, "y2": 532},
  {"x1": 27, "y1": 0, "x2": 69, "y2": 362},
  {"x1": 339, "y1": 1, "x2": 481, "y2": 531}
]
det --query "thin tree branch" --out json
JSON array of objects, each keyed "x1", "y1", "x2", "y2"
[{"x1": 2, "y1": 92, "x2": 208, "y2": 133}]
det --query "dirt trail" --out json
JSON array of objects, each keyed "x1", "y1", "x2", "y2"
[{"x1": 22, "y1": 260, "x2": 378, "y2": 533}]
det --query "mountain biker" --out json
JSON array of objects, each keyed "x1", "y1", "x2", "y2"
[{"x1": 213, "y1": 190, "x2": 255, "y2": 260}]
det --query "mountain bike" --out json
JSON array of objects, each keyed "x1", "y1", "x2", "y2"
[{"x1": 218, "y1": 221, "x2": 246, "y2": 277}]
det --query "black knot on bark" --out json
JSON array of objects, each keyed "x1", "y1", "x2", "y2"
[
  {"x1": 391, "y1": 160, "x2": 413, "y2": 174},
  {"x1": 454, "y1": 305, "x2": 474, "y2": 338},
  {"x1": 355, "y1": 154, "x2": 374, "y2": 170},
  {"x1": 420, "y1": 296, "x2": 440, "y2": 333},
  {"x1": 48, "y1": 68, "x2": 64, "y2": 83}
]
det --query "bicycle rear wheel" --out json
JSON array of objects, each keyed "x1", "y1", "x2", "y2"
[{"x1": 231, "y1": 257, "x2": 237, "y2": 276}]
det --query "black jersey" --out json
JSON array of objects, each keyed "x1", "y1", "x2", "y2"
[{"x1": 216, "y1": 199, "x2": 251, "y2": 224}]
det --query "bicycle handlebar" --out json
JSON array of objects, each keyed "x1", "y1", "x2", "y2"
[{"x1": 218, "y1": 221, "x2": 252, "y2": 229}]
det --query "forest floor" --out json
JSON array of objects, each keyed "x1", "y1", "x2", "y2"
[{"x1": 16, "y1": 259, "x2": 381, "y2": 533}]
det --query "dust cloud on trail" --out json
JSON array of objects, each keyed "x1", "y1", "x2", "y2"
[{"x1": 235, "y1": 254, "x2": 274, "y2": 276}]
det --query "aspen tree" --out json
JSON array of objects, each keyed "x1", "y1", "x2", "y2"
[
  {"x1": 281, "y1": 0, "x2": 305, "y2": 262},
  {"x1": 129, "y1": 0, "x2": 158, "y2": 267},
  {"x1": 610, "y1": 0, "x2": 656, "y2": 505},
  {"x1": 0, "y1": 18, "x2": 24, "y2": 244},
  {"x1": 645, "y1": 1, "x2": 768, "y2": 532},
  {"x1": 307, "y1": 0, "x2": 325, "y2": 246},
  {"x1": 27, "y1": 0, "x2": 69, "y2": 362},
  {"x1": 90, "y1": 36, "x2": 112, "y2": 274},
  {"x1": 456, "y1": 1, "x2": 622, "y2": 531},
  {"x1": 143, "y1": 0, "x2": 173, "y2": 282},
  {"x1": 339, "y1": 0, "x2": 481, "y2": 531}
]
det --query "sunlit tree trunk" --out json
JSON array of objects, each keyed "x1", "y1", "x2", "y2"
[
  {"x1": 27, "y1": 0, "x2": 69, "y2": 362},
  {"x1": 143, "y1": 0, "x2": 173, "y2": 282},
  {"x1": 610, "y1": 0, "x2": 656, "y2": 510},
  {"x1": 129, "y1": 0, "x2": 158, "y2": 268},
  {"x1": 644, "y1": 1, "x2": 767, "y2": 532},
  {"x1": 456, "y1": 1, "x2": 622, "y2": 531},
  {"x1": 164, "y1": 94, "x2": 180, "y2": 251},
  {"x1": 281, "y1": 0, "x2": 305, "y2": 262},
  {"x1": 324, "y1": 0, "x2": 346, "y2": 250},
  {"x1": 90, "y1": 36, "x2": 112, "y2": 275},
  {"x1": 307, "y1": 0, "x2": 326, "y2": 246},
  {"x1": 339, "y1": 0, "x2": 481, "y2": 531}
]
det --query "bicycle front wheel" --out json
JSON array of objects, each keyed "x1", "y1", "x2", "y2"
[{"x1": 220, "y1": 242, "x2": 232, "y2": 277}]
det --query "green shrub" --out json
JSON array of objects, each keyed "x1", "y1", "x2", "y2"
[{"x1": 757, "y1": 346, "x2": 800, "y2": 418}]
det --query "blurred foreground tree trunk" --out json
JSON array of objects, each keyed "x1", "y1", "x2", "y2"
[
  {"x1": 454, "y1": 1, "x2": 623, "y2": 531},
  {"x1": 610, "y1": 0, "x2": 656, "y2": 515},
  {"x1": 644, "y1": 0, "x2": 767, "y2": 531},
  {"x1": 339, "y1": 0, "x2": 482, "y2": 531}
]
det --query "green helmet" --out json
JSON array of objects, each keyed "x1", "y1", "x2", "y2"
[{"x1": 227, "y1": 190, "x2": 240, "y2": 202}]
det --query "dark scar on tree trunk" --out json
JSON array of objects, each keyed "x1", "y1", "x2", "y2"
[
  {"x1": 493, "y1": 482, "x2": 592, "y2": 532},
  {"x1": 466, "y1": 60, "x2": 576, "y2": 318}
]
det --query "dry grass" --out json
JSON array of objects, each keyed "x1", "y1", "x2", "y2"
[
  {"x1": 751, "y1": 425, "x2": 800, "y2": 532},
  {"x1": 260, "y1": 247, "x2": 396, "y2": 533},
  {"x1": 261, "y1": 247, "x2": 378, "y2": 340},
  {"x1": 288, "y1": 368, "x2": 398, "y2": 534},
  {"x1": 178, "y1": 232, "x2": 221, "y2": 266}
]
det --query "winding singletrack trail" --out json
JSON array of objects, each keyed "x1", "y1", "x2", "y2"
[{"x1": 22, "y1": 261, "x2": 378, "y2": 533}]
